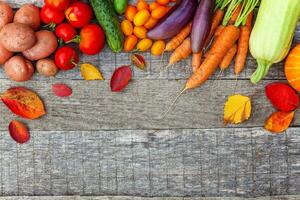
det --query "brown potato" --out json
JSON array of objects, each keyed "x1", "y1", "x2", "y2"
[
  {"x1": 0, "y1": 42, "x2": 13, "y2": 65},
  {"x1": 23, "y1": 30, "x2": 58, "y2": 61},
  {"x1": 4, "y1": 55, "x2": 34, "y2": 82},
  {"x1": 0, "y1": 2, "x2": 13, "y2": 30},
  {"x1": 14, "y1": 4, "x2": 41, "y2": 31},
  {"x1": 36, "y1": 58, "x2": 58, "y2": 77},
  {"x1": 0, "y1": 23, "x2": 37, "y2": 52}
]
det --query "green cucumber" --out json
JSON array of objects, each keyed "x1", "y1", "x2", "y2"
[
  {"x1": 114, "y1": 0, "x2": 128, "y2": 15},
  {"x1": 90, "y1": 0, "x2": 123, "y2": 53}
]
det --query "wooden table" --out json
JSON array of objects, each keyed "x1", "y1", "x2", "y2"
[{"x1": 0, "y1": 1, "x2": 299, "y2": 199}]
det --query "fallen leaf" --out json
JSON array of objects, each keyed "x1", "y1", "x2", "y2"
[
  {"x1": 0, "y1": 87, "x2": 46, "y2": 120},
  {"x1": 9, "y1": 120, "x2": 30, "y2": 144},
  {"x1": 52, "y1": 83, "x2": 73, "y2": 97},
  {"x1": 110, "y1": 65, "x2": 132, "y2": 92},
  {"x1": 224, "y1": 94, "x2": 251, "y2": 124},
  {"x1": 265, "y1": 82, "x2": 299, "y2": 112},
  {"x1": 80, "y1": 63, "x2": 104, "y2": 80},
  {"x1": 131, "y1": 54, "x2": 146, "y2": 70},
  {"x1": 264, "y1": 111, "x2": 294, "y2": 133}
]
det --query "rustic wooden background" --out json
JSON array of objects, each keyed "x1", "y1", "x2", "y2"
[{"x1": 0, "y1": 0, "x2": 299, "y2": 199}]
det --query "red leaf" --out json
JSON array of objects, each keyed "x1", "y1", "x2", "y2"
[
  {"x1": 9, "y1": 120, "x2": 30, "y2": 144},
  {"x1": 110, "y1": 66, "x2": 132, "y2": 92},
  {"x1": 52, "y1": 83, "x2": 73, "y2": 97},
  {"x1": 265, "y1": 82, "x2": 299, "y2": 112},
  {"x1": 1, "y1": 87, "x2": 46, "y2": 120}
]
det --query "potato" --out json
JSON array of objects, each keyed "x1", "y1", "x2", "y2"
[
  {"x1": 36, "y1": 58, "x2": 58, "y2": 77},
  {"x1": 0, "y1": 23, "x2": 37, "y2": 52},
  {"x1": 0, "y1": 2, "x2": 13, "y2": 30},
  {"x1": 23, "y1": 30, "x2": 58, "y2": 61},
  {"x1": 0, "y1": 42, "x2": 13, "y2": 65},
  {"x1": 4, "y1": 55, "x2": 34, "y2": 82},
  {"x1": 14, "y1": 4, "x2": 41, "y2": 31}
]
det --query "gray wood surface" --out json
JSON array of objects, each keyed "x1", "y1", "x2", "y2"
[
  {"x1": 0, "y1": 0, "x2": 300, "y2": 199},
  {"x1": 0, "y1": 79, "x2": 298, "y2": 131},
  {"x1": 0, "y1": 128, "x2": 300, "y2": 198},
  {"x1": 0, "y1": 196, "x2": 300, "y2": 200}
]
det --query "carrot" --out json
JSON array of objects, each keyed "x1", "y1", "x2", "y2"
[
  {"x1": 204, "y1": 0, "x2": 232, "y2": 48},
  {"x1": 162, "y1": 0, "x2": 260, "y2": 118},
  {"x1": 234, "y1": 11, "x2": 253, "y2": 75},
  {"x1": 229, "y1": 3, "x2": 242, "y2": 25},
  {"x1": 214, "y1": 25, "x2": 225, "y2": 37},
  {"x1": 204, "y1": 9, "x2": 225, "y2": 47},
  {"x1": 220, "y1": 43, "x2": 237, "y2": 70},
  {"x1": 168, "y1": 37, "x2": 192, "y2": 66},
  {"x1": 185, "y1": 25, "x2": 240, "y2": 90},
  {"x1": 192, "y1": 52, "x2": 202, "y2": 72},
  {"x1": 165, "y1": 22, "x2": 192, "y2": 52}
]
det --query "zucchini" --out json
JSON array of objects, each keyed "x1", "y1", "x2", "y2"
[
  {"x1": 249, "y1": 0, "x2": 300, "y2": 84},
  {"x1": 90, "y1": 0, "x2": 123, "y2": 53}
]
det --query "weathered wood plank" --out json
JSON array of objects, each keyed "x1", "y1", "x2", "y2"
[
  {"x1": 1, "y1": 196, "x2": 300, "y2": 200},
  {"x1": 0, "y1": 79, "x2": 297, "y2": 131},
  {"x1": 0, "y1": 128, "x2": 299, "y2": 197}
]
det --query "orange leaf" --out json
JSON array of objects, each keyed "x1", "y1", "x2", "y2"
[
  {"x1": 0, "y1": 87, "x2": 46, "y2": 120},
  {"x1": 264, "y1": 111, "x2": 295, "y2": 134}
]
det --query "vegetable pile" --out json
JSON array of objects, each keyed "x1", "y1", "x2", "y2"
[{"x1": 2, "y1": 0, "x2": 300, "y2": 143}]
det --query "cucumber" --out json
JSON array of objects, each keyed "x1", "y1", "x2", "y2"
[
  {"x1": 90, "y1": 0, "x2": 123, "y2": 53},
  {"x1": 114, "y1": 0, "x2": 128, "y2": 15}
]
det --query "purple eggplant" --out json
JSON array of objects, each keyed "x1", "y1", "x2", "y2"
[
  {"x1": 147, "y1": 0, "x2": 197, "y2": 40},
  {"x1": 191, "y1": 0, "x2": 214, "y2": 53}
]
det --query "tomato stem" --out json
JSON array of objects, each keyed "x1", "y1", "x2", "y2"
[{"x1": 67, "y1": 35, "x2": 81, "y2": 44}]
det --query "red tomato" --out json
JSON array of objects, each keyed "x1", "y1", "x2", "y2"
[
  {"x1": 55, "y1": 23, "x2": 77, "y2": 42},
  {"x1": 79, "y1": 24, "x2": 105, "y2": 55},
  {"x1": 65, "y1": 2, "x2": 93, "y2": 28},
  {"x1": 41, "y1": 6, "x2": 65, "y2": 25},
  {"x1": 44, "y1": 0, "x2": 70, "y2": 11},
  {"x1": 55, "y1": 46, "x2": 79, "y2": 70}
]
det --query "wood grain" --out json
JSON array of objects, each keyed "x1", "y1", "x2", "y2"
[
  {"x1": 0, "y1": 196, "x2": 300, "y2": 200},
  {"x1": 1, "y1": 1, "x2": 300, "y2": 199},
  {"x1": 0, "y1": 128, "x2": 299, "y2": 197},
  {"x1": 0, "y1": 79, "x2": 297, "y2": 131}
]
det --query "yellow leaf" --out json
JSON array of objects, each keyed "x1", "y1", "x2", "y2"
[
  {"x1": 80, "y1": 63, "x2": 104, "y2": 80},
  {"x1": 224, "y1": 94, "x2": 251, "y2": 124}
]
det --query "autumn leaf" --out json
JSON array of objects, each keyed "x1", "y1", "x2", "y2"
[
  {"x1": 110, "y1": 66, "x2": 132, "y2": 92},
  {"x1": 52, "y1": 83, "x2": 73, "y2": 98},
  {"x1": 131, "y1": 54, "x2": 146, "y2": 70},
  {"x1": 224, "y1": 94, "x2": 251, "y2": 124},
  {"x1": 264, "y1": 111, "x2": 294, "y2": 134},
  {"x1": 9, "y1": 120, "x2": 30, "y2": 144},
  {"x1": 80, "y1": 63, "x2": 104, "y2": 80},
  {"x1": 0, "y1": 87, "x2": 46, "y2": 120}
]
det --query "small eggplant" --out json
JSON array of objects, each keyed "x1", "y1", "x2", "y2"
[
  {"x1": 191, "y1": 0, "x2": 214, "y2": 53},
  {"x1": 147, "y1": 0, "x2": 197, "y2": 40}
]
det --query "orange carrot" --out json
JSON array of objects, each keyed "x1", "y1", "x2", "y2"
[
  {"x1": 214, "y1": 25, "x2": 225, "y2": 37},
  {"x1": 165, "y1": 22, "x2": 192, "y2": 52},
  {"x1": 220, "y1": 43, "x2": 237, "y2": 70},
  {"x1": 204, "y1": 9, "x2": 225, "y2": 47},
  {"x1": 234, "y1": 12, "x2": 253, "y2": 75},
  {"x1": 168, "y1": 37, "x2": 192, "y2": 66},
  {"x1": 192, "y1": 52, "x2": 202, "y2": 72},
  {"x1": 229, "y1": 3, "x2": 242, "y2": 25},
  {"x1": 185, "y1": 25, "x2": 240, "y2": 90}
]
